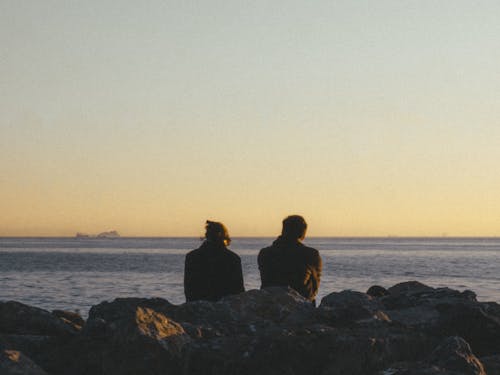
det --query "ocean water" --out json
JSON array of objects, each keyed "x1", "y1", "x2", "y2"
[{"x1": 1, "y1": 237, "x2": 499, "y2": 316}]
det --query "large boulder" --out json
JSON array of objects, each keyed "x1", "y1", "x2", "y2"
[
  {"x1": 51, "y1": 310, "x2": 85, "y2": 331},
  {"x1": 0, "y1": 301, "x2": 79, "y2": 337},
  {"x1": 169, "y1": 287, "x2": 317, "y2": 334},
  {"x1": 0, "y1": 348, "x2": 48, "y2": 375},
  {"x1": 378, "y1": 336, "x2": 486, "y2": 375},
  {"x1": 435, "y1": 301, "x2": 500, "y2": 356},
  {"x1": 183, "y1": 322, "x2": 434, "y2": 375},
  {"x1": 378, "y1": 282, "x2": 500, "y2": 356},
  {"x1": 367, "y1": 285, "x2": 389, "y2": 297},
  {"x1": 319, "y1": 290, "x2": 387, "y2": 325},
  {"x1": 0, "y1": 334, "x2": 53, "y2": 369},
  {"x1": 382, "y1": 281, "x2": 476, "y2": 310},
  {"x1": 73, "y1": 297, "x2": 191, "y2": 375},
  {"x1": 428, "y1": 336, "x2": 486, "y2": 375}
]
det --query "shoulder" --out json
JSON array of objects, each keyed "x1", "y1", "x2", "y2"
[
  {"x1": 258, "y1": 245, "x2": 275, "y2": 258},
  {"x1": 299, "y1": 244, "x2": 321, "y2": 258},
  {"x1": 224, "y1": 248, "x2": 241, "y2": 262},
  {"x1": 185, "y1": 246, "x2": 205, "y2": 260},
  {"x1": 258, "y1": 245, "x2": 271, "y2": 254}
]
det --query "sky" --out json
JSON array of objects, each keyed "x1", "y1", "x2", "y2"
[{"x1": 1, "y1": 1, "x2": 500, "y2": 237}]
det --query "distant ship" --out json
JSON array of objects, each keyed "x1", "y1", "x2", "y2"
[
  {"x1": 96, "y1": 230, "x2": 120, "y2": 238},
  {"x1": 75, "y1": 231, "x2": 120, "y2": 238}
]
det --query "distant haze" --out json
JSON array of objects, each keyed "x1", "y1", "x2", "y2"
[{"x1": 1, "y1": 1, "x2": 500, "y2": 236}]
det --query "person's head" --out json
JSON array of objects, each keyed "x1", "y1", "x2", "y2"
[
  {"x1": 204, "y1": 220, "x2": 231, "y2": 246},
  {"x1": 281, "y1": 215, "x2": 307, "y2": 241}
]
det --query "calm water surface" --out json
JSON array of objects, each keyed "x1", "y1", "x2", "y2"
[{"x1": 1, "y1": 237, "x2": 499, "y2": 316}]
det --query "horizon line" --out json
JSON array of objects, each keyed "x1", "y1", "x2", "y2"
[{"x1": 1, "y1": 235, "x2": 499, "y2": 239}]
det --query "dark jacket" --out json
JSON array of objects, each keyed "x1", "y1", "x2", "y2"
[
  {"x1": 184, "y1": 240, "x2": 245, "y2": 302},
  {"x1": 258, "y1": 236, "x2": 322, "y2": 302}
]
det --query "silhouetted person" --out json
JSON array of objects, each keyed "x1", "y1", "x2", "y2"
[
  {"x1": 258, "y1": 215, "x2": 322, "y2": 303},
  {"x1": 184, "y1": 220, "x2": 245, "y2": 302}
]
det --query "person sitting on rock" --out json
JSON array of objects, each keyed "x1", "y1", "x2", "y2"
[
  {"x1": 258, "y1": 215, "x2": 322, "y2": 304},
  {"x1": 184, "y1": 220, "x2": 245, "y2": 302}
]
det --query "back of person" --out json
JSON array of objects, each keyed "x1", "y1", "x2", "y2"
[
  {"x1": 184, "y1": 221, "x2": 245, "y2": 302},
  {"x1": 258, "y1": 215, "x2": 322, "y2": 302}
]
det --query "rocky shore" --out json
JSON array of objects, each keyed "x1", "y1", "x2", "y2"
[{"x1": 1, "y1": 281, "x2": 500, "y2": 375}]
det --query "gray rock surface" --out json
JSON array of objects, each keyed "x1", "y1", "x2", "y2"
[
  {"x1": 0, "y1": 348, "x2": 48, "y2": 375},
  {"x1": 378, "y1": 336, "x2": 486, "y2": 375},
  {"x1": 0, "y1": 301, "x2": 79, "y2": 337},
  {"x1": 480, "y1": 354, "x2": 500, "y2": 375}
]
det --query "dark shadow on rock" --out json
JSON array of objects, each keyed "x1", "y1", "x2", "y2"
[
  {"x1": 319, "y1": 290, "x2": 388, "y2": 326},
  {"x1": 51, "y1": 310, "x2": 85, "y2": 331},
  {"x1": 367, "y1": 285, "x2": 389, "y2": 297},
  {"x1": 480, "y1": 354, "x2": 500, "y2": 375},
  {"x1": 0, "y1": 301, "x2": 79, "y2": 337},
  {"x1": 378, "y1": 336, "x2": 486, "y2": 375},
  {"x1": 0, "y1": 347, "x2": 48, "y2": 375}
]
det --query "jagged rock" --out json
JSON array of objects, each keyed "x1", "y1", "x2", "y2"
[
  {"x1": 73, "y1": 298, "x2": 191, "y2": 375},
  {"x1": 388, "y1": 281, "x2": 436, "y2": 296},
  {"x1": 86, "y1": 297, "x2": 173, "y2": 322},
  {"x1": 435, "y1": 301, "x2": 500, "y2": 356},
  {"x1": 51, "y1": 310, "x2": 85, "y2": 331},
  {"x1": 378, "y1": 336, "x2": 486, "y2": 375},
  {"x1": 0, "y1": 334, "x2": 51, "y2": 363},
  {"x1": 480, "y1": 354, "x2": 500, "y2": 375},
  {"x1": 429, "y1": 336, "x2": 486, "y2": 375},
  {"x1": 367, "y1": 285, "x2": 389, "y2": 297},
  {"x1": 378, "y1": 282, "x2": 500, "y2": 356},
  {"x1": 0, "y1": 301, "x2": 79, "y2": 337},
  {"x1": 169, "y1": 287, "x2": 316, "y2": 334},
  {"x1": 217, "y1": 287, "x2": 315, "y2": 325},
  {"x1": 184, "y1": 323, "x2": 433, "y2": 375},
  {"x1": 0, "y1": 348, "x2": 48, "y2": 375},
  {"x1": 319, "y1": 290, "x2": 386, "y2": 325},
  {"x1": 382, "y1": 281, "x2": 475, "y2": 310}
]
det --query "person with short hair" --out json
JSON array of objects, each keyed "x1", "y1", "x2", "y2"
[
  {"x1": 258, "y1": 215, "x2": 322, "y2": 303},
  {"x1": 184, "y1": 220, "x2": 245, "y2": 302}
]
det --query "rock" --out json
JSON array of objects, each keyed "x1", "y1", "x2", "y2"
[
  {"x1": 378, "y1": 283, "x2": 500, "y2": 356},
  {"x1": 0, "y1": 301, "x2": 79, "y2": 337},
  {"x1": 184, "y1": 324, "x2": 433, "y2": 375},
  {"x1": 382, "y1": 281, "x2": 473, "y2": 310},
  {"x1": 367, "y1": 285, "x2": 389, "y2": 297},
  {"x1": 166, "y1": 287, "x2": 317, "y2": 336},
  {"x1": 0, "y1": 348, "x2": 48, "y2": 375},
  {"x1": 480, "y1": 354, "x2": 500, "y2": 375},
  {"x1": 379, "y1": 336, "x2": 486, "y2": 375},
  {"x1": 74, "y1": 298, "x2": 191, "y2": 375},
  {"x1": 388, "y1": 281, "x2": 436, "y2": 296},
  {"x1": 218, "y1": 287, "x2": 315, "y2": 325},
  {"x1": 319, "y1": 290, "x2": 386, "y2": 325},
  {"x1": 384, "y1": 305, "x2": 441, "y2": 330},
  {"x1": 86, "y1": 297, "x2": 173, "y2": 322},
  {"x1": 434, "y1": 301, "x2": 500, "y2": 356},
  {"x1": 2, "y1": 282, "x2": 499, "y2": 375},
  {"x1": 0, "y1": 334, "x2": 51, "y2": 363},
  {"x1": 429, "y1": 336, "x2": 486, "y2": 375},
  {"x1": 52, "y1": 310, "x2": 85, "y2": 331}
]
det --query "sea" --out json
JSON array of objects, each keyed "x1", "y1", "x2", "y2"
[{"x1": 1, "y1": 237, "x2": 499, "y2": 316}]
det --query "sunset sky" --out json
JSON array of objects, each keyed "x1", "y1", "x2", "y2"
[{"x1": 1, "y1": 1, "x2": 500, "y2": 236}]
